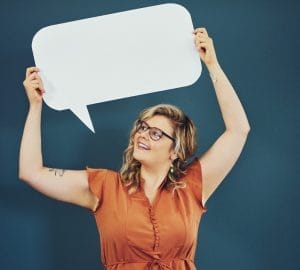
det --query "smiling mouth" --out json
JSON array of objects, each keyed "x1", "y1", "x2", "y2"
[{"x1": 137, "y1": 142, "x2": 150, "y2": 150}]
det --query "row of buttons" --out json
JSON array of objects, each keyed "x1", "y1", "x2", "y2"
[{"x1": 149, "y1": 206, "x2": 160, "y2": 251}]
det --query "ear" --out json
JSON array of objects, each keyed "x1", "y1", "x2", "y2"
[{"x1": 170, "y1": 150, "x2": 178, "y2": 162}]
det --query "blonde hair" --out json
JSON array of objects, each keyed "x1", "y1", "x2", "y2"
[{"x1": 120, "y1": 104, "x2": 197, "y2": 195}]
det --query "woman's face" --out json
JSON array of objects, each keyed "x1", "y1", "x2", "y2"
[{"x1": 133, "y1": 115, "x2": 177, "y2": 167}]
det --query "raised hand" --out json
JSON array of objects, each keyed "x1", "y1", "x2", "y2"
[
  {"x1": 23, "y1": 67, "x2": 45, "y2": 105},
  {"x1": 193, "y1": 27, "x2": 219, "y2": 68}
]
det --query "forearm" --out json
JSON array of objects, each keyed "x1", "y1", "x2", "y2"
[
  {"x1": 207, "y1": 63, "x2": 251, "y2": 133},
  {"x1": 19, "y1": 103, "x2": 43, "y2": 180}
]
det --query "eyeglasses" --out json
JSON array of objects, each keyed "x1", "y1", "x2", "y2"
[{"x1": 135, "y1": 120, "x2": 176, "y2": 142}]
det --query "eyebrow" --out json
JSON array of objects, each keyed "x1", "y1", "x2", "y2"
[
  {"x1": 144, "y1": 121, "x2": 174, "y2": 137},
  {"x1": 144, "y1": 120, "x2": 165, "y2": 131}
]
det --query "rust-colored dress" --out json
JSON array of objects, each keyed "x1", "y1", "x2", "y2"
[{"x1": 86, "y1": 157, "x2": 207, "y2": 270}]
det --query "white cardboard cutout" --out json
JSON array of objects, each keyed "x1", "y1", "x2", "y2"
[{"x1": 32, "y1": 3, "x2": 202, "y2": 133}]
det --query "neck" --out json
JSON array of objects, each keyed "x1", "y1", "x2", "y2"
[{"x1": 140, "y1": 163, "x2": 170, "y2": 190}]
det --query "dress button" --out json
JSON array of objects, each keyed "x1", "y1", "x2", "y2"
[{"x1": 153, "y1": 254, "x2": 160, "y2": 259}]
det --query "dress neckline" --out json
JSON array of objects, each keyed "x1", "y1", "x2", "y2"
[{"x1": 139, "y1": 177, "x2": 167, "y2": 208}]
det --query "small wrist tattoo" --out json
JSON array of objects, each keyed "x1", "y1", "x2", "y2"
[
  {"x1": 209, "y1": 73, "x2": 218, "y2": 84},
  {"x1": 49, "y1": 168, "x2": 65, "y2": 177}
]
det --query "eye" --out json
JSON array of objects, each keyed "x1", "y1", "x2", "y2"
[
  {"x1": 141, "y1": 123, "x2": 148, "y2": 131},
  {"x1": 151, "y1": 129, "x2": 162, "y2": 139},
  {"x1": 137, "y1": 122, "x2": 148, "y2": 132}
]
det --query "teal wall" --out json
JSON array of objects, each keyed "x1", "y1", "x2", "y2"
[{"x1": 1, "y1": 0, "x2": 299, "y2": 269}]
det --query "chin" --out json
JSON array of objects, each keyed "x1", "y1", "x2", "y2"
[
  {"x1": 133, "y1": 147, "x2": 151, "y2": 165},
  {"x1": 133, "y1": 149, "x2": 144, "y2": 162}
]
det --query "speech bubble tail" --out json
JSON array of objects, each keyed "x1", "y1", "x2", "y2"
[{"x1": 70, "y1": 106, "x2": 95, "y2": 133}]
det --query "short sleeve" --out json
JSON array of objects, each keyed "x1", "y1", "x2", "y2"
[
  {"x1": 185, "y1": 157, "x2": 208, "y2": 213},
  {"x1": 86, "y1": 167, "x2": 108, "y2": 213}
]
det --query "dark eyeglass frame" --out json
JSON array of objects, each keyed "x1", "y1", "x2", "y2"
[{"x1": 136, "y1": 120, "x2": 176, "y2": 142}]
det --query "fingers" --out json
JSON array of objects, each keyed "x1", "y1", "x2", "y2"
[
  {"x1": 193, "y1": 27, "x2": 208, "y2": 36},
  {"x1": 192, "y1": 27, "x2": 219, "y2": 66},
  {"x1": 194, "y1": 36, "x2": 213, "y2": 53},
  {"x1": 38, "y1": 77, "x2": 45, "y2": 92},
  {"x1": 29, "y1": 73, "x2": 37, "y2": 80},
  {"x1": 30, "y1": 79, "x2": 39, "y2": 84},
  {"x1": 25, "y1": 67, "x2": 45, "y2": 91},
  {"x1": 26, "y1": 67, "x2": 39, "y2": 78},
  {"x1": 193, "y1": 27, "x2": 213, "y2": 46},
  {"x1": 194, "y1": 36, "x2": 212, "y2": 46},
  {"x1": 31, "y1": 83, "x2": 40, "y2": 90},
  {"x1": 196, "y1": 43, "x2": 211, "y2": 53}
]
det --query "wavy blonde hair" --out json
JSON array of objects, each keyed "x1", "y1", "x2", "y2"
[{"x1": 120, "y1": 104, "x2": 197, "y2": 195}]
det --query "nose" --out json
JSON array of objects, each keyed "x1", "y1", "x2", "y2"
[{"x1": 140, "y1": 130, "x2": 150, "y2": 140}]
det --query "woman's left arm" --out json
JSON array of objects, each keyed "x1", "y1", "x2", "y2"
[{"x1": 193, "y1": 27, "x2": 251, "y2": 206}]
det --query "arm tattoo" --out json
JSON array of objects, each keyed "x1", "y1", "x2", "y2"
[{"x1": 49, "y1": 168, "x2": 66, "y2": 177}]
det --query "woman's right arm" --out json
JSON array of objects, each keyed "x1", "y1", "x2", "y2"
[{"x1": 19, "y1": 67, "x2": 99, "y2": 212}]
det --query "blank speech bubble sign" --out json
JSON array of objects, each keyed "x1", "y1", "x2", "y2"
[{"x1": 32, "y1": 3, "x2": 202, "y2": 133}]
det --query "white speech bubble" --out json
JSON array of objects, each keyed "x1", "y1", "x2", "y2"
[{"x1": 32, "y1": 3, "x2": 202, "y2": 133}]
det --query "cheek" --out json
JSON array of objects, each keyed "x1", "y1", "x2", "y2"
[
  {"x1": 133, "y1": 133, "x2": 141, "y2": 144},
  {"x1": 152, "y1": 142, "x2": 172, "y2": 156},
  {"x1": 133, "y1": 133, "x2": 137, "y2": 144},
  {"x1": 133, "y1": 136, "x2": 138, "y2": 151}
]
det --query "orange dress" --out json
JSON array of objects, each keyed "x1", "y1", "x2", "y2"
[{"x1": 86, "y1": 157, "x2": 207, "y2": 270}]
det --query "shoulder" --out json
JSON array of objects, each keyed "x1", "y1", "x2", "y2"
[
  {"x1": 86, "y1": 167, "x2": 118, "y2": 178},
  {"x1": 86, "y1": 167, "x2": 120, "y2": 189},
  {"x1": 85, "y1": 167, "x2": 121, "y2": 213},
  {"x1": 184, "y1": 157, "x2": 202, "y2": 183},
  {"x1": 181, "y1": 157, "x2": 207, "y2": 212}
]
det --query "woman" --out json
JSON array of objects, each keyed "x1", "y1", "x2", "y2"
[{"x1": 19, "y1": 27, "x2": 251, "y2": 269}]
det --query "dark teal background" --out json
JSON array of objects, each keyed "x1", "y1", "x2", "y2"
[{"x1": 1, "y1": 0, "x2": 299, "y2": 269}]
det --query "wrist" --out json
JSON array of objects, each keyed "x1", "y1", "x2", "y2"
[
  {"x1": 207, "y1": 62, "x2": 222, "y2": 83},
  {"x1": 206, "y1": 61, "x2": 221, "y2": 74},
  {"x1": 29, "y1": 102, "x2": 42, "y2": 111}
]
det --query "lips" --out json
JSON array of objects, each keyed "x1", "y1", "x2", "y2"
[{"x1": 137, "y1": 141, "x2": 150, "y2": 150}]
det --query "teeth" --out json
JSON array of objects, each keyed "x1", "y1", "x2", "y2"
[{"x1": 138, "y1": 142, "x2": 149, "y2": 150}]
